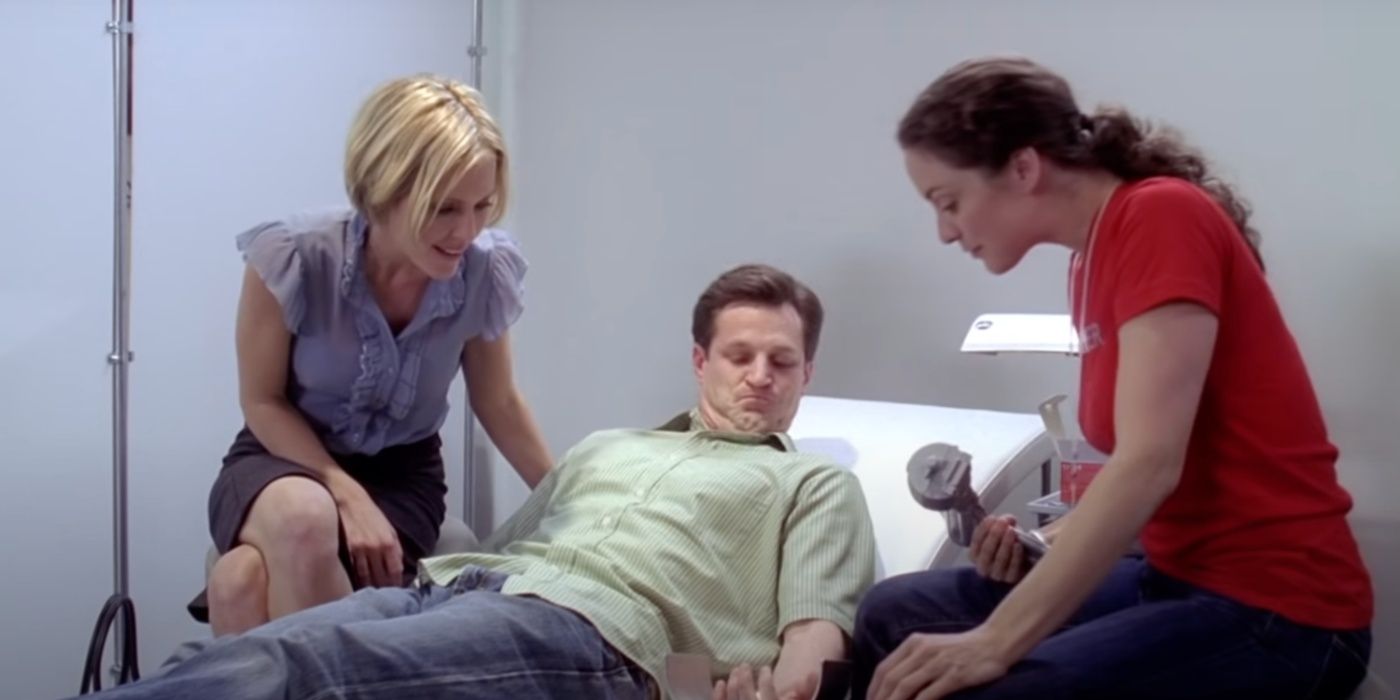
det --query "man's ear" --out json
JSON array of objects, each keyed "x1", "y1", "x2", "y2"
[
  {"x1": 802, "y1": 361, "x2": 814, "y2": 387},
  {"x1": 692, "y1": 344, "x2": 707, "y2": 382}
]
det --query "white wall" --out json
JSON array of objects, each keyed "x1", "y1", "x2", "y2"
[
  {"x1": 126, "y1": 0, "x2": 477, "y2": 676},
  {"x1": 488, "y1": 0, "x2": 1400, "y2": 679},
  {"x1": 0, "y1": 3, "x2": 116, "y2": 697}
]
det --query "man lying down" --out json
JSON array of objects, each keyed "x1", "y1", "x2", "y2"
[{"x1": 77, "y1": 263, "x2": 876, "y2": 700}]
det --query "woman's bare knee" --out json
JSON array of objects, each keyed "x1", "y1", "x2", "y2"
[
  {"x1": 238, "y1": 476, "x2": 352, "y2": 615},
  {"x1": 240, "y1": 476, "x2": 340, "y2": 561},
  {"x1": 208, "y1": 545, "x2": 269, "y2": 635},
  {"x1": 208, "y1": 546, "x2": 267, "y2": 606}
]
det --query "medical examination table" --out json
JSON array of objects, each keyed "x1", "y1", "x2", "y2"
[{"x1": 786, "y1": 394, "x2": 1055, "y2": 579}]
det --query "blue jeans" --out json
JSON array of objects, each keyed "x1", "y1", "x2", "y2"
[
  {"x1": 77, "y1": 567, "x2": 652, "y2": 699},
  {"x1": 851, "y1": 557, "x2": 1371, "y2": 700}
]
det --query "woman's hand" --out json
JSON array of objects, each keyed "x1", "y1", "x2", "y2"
[
  {"x1": 327, "y1": 473, "x2": 403, "y2": 588},
  {"x1": 712, "y1": 664, "x2": 814, "y2": 700},
  {"x1": 867, "y1": 626, "x2": 1012, "y2": 700},
  {"x1": 970, "y1": 515, "x2": 1028, "y2": 584}
]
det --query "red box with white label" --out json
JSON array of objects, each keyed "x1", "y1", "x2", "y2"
[{"x1": 1055, "y1": 439, "x2": 1109, "y2": 506}]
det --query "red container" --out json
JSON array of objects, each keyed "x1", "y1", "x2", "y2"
[{"x1": 1060, "y1": 459, "x2": 1104, "y2": 505}]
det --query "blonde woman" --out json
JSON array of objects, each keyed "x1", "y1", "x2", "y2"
[{"x1": 191, "y1": 75, "x2": 553, "y2": 636}]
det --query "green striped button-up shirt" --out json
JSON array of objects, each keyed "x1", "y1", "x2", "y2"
[{"x1": 421, "y1": 411, "x2": 877, "y2": 689}]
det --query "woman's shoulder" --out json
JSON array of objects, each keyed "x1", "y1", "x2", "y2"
[
  {"x1": 463, "y1": 228, "x2": 527, "y2": 284},
  {"x1": 234, "y1": 208, "x2": 359, "y2": 333},
  {"x1": 460, "y1": 228, "x2": 528, "y2": 341},
  {"x1": 236, "y1": 208, "x2": 356, "y2": 258},
  {"x1": 1111, "y1": 177, "x2": 1239, "y2": 249},
  {"x1": 1118, "y1": 177, "x2": 1225, "y2": 218},
  {"x1": 468, "y1": 227, "x2": 524, "y2": 257}
]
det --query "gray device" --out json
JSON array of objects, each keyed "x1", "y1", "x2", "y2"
[{"x1": 906, "y1": 442, "x2": 1049, "y2": 559}]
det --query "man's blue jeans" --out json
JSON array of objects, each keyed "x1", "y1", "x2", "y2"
[
  {"x1": 851, "y1": 557, "x2": 1371, "y2": 699},
  {"x1": 76, "y1": 567, "x2": 652, "y2": 699}
]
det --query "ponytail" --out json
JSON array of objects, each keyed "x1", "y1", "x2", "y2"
[{"x1": 1086, "y1": 108, "x2": 1264, "y2": 269}]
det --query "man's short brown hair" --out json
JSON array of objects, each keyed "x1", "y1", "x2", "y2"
[{"x1": 691, "y1": 264, "x2": 824, "y2": 359}]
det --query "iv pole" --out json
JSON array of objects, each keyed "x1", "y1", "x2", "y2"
[
  {"x1": 81, "y1": 0, "x2": 140, "y2": 692},
  {"x1": 106, "y1": 0, "x2": 136, "y2": 650},
  {"x1": 463, "y1": 0, "x2": 486, "y2": 533}
]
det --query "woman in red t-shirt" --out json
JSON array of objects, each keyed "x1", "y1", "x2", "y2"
[{"x1": 851, "y1": 57, "x2": 1373, "y2": 700}]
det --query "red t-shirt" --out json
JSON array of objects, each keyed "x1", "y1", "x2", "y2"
[{"x1": 1073, "y1": 177, "x2": 1372, "y2": 630}]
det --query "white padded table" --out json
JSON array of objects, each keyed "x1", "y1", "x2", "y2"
[{"x1": 787, "y1": 395, "x2": 1053, "y2": 579}]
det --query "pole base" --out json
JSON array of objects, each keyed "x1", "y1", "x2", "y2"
[{"x1": 80, "y1": 594, "x2": 140, "y2": 694}]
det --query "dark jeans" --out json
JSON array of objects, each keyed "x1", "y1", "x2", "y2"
[{"x1": 851, "y1": 557, "x2": 1371, "y2": 700}]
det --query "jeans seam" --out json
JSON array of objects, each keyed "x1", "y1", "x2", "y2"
[
  {"x1": 1329, "y1": 633, "x2": 1372, "y2": 671},
  {"x1": 312, "y1": 665, "x2": 645, "y2": 700},
  {"x1": 1301, "y1": 634, "x2": 1338, "y2": 700}
]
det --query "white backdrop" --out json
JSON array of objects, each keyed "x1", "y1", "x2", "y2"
[{"x1": 0, "y1": 2, "x2": 116, "y2": 697}]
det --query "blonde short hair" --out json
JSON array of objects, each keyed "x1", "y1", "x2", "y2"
[{"x1": 345, "y1": 75, "x2": 508, "y2": 241}]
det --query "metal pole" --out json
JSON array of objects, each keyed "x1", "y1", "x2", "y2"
[
  {"x1": 463, "y1": 0, "x2": 486, "y2": 533},
  {"x1": 106, "y1": 0, "x2": 135, "y2": 684},
  {"x1": 470, "y1": 0, "x2": 486, "y2": 90}
]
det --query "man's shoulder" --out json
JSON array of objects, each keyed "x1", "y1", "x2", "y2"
[
  {"x1": 721, "y1": 441, "x2": 858, "y2": 502},
  {"x1": 564, "y1": 426, "x2": 859, "y2": 481},
  {"x1": 562, "y1": 427, "x2": 679, "y2": 459},
  {"x1": 782, "y1": 451, "x2": 862, "y2": 490},
  {"x1": 579, "y1": 427, "x2": 672, "y2": 443}
]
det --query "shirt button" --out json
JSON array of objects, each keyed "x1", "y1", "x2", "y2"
[
  {"x1": 633, "y1": 488, "x2": 645, "y2": 498},
  {"x1": 601, "y1": 517, "x2": 613, "y2": 527}
]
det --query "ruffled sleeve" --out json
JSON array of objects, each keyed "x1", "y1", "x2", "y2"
[
  {"x1": 476, "y1": 228, "x2": 528, "y2": 342},
  {"x1": 235, "y1": 222, "x2": 306, "y2": 333}
]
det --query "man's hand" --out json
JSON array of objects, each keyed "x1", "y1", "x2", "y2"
[
  {"x1": 772, "y1": 619, "x2": 844, "y2": 697},
  {"x1": 712, "y1": 664, "x2": 815, "y2": 700},
  {"x1": 867, "y1": 626, "x2": 1012, "y2": 700}
]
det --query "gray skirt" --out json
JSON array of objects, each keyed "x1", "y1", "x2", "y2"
[{"x1": 187, "y1": 426, "x2": 447, "y2": 623}]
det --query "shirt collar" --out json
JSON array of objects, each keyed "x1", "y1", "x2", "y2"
[
  {"x1": 338, "y1": 211, "x2": 467, "y2": 322},
  {"x1": 656, "y1": 408, "x2": 795, "y2": 452},
  {"x1": 338, "y1": 211, "x2": 371, "y2": 298}
]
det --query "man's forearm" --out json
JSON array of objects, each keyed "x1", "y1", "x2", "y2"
[{"x1": 774, "y1": 619, "x2": 847, "y2": 696}]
